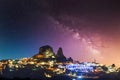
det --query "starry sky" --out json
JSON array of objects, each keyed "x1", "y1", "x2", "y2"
[{"x1": 1, "y1": 0, "x2": 120, "y2": 66}]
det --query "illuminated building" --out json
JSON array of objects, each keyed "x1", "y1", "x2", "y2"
[{"x1": 66, "y1": 63, "x2": 94, "y2": 73}]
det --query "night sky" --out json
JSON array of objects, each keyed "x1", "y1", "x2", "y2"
[{"x1": 1, "y1": 0, "x2": 120, "y2": 66}]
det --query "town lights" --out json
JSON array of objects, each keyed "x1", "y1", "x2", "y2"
[
  {"x1": 78, "y1": 75, "x2": 82, "y2": 78},
  {"x1": 66, "y1": 63, "x2": 94, "y2": 73}
]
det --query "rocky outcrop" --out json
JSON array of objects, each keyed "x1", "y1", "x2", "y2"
[
  {"x1": 67, "y1": 57, "x2": 73, "y2": 62},
  {"x1": 33, "y1": 45, "x2": 55, "y2": 59},
  {"x1": 33, "y1": 45, "x2": 72, "y2": 63},
  {"x1": 56, "y1": 47, "x2": 66, "y2": 62}
]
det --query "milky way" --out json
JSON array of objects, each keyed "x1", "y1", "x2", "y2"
[
  {"x1": 46, "y1": 0, "x2": 120, "y2": 65},
  {"x1": 1, "y1": 0, "x2": 120, "y2": 65}
]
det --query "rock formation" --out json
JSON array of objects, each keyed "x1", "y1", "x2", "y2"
[
  {"x1": 33, "y1": 45, "x2": 55, "y2": 59},
  {"x1": 33, "y1": 45, "x2": 71, "y2": 62},
  {"x1": 56, "y1": 47, "x2": 66, "y2": 62},
  {"x1": 67, "y1": 57, "x2": 73, "y2": 62}
]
